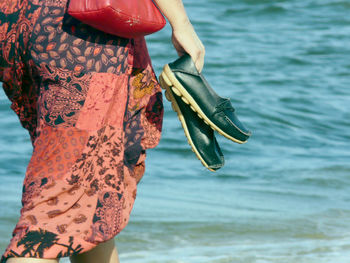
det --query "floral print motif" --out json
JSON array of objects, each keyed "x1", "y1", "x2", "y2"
[
  {"x1": 0, "y1": 0, "x2": 21, "y2": 14},
  {"x1": 38, "y1": 65, "x2": 93, "y2": 127},
  {"x1": 87, "y1": 191, "x2": 124, "y2": 243},
  {"x1": 132, "y1": 68, "x2": 157, "y2": 99},
  {"x1": 30, "y1": 6, "x2": 130, "y2": 75},
  {"x1": 7, "y1": 229, "x2": 84, "y2": 258},
  {"x1": 0, "y1": 0, "x2": 163, "y2": 261}
]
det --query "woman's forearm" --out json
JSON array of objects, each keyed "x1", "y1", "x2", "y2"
[
  {"x1": 153, "y1": 0, "x2": 190, "y2": 29},
  {"x1": 154, "y1": 0, "x2": 205, "y2": 72}
]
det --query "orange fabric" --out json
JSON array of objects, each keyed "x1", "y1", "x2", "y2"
[{"x1": 0, "y1": 0, "x2": 163, "y2": 261}]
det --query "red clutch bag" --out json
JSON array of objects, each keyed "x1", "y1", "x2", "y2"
[{"x1": 67, "y1": 0, "x2": 166, "y2": 38}]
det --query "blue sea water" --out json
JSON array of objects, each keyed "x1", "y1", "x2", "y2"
[{"x1": 1, "y1": 0, "x2": 350, "y2": 262}]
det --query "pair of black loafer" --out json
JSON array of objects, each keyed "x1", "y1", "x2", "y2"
[{"x1": 159, "y1": 54, "x2": 251, "y2": 171}]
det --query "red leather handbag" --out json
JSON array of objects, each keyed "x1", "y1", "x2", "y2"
[{"x1": 67, "y1": 0, "x2": 166, "y2": 38}]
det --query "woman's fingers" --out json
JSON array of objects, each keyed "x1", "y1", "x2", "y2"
[
  {"x1": 171, "y1": 22, "x2": 205, "y2": 72},
  {"x1": 193, "y1": 43, "x2": 205, "y2": 73}
]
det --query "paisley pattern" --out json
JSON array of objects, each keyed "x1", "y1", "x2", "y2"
[
  {"x1": 0, "y1": 0, "x2": 21, "y2": 14},
  {"x1": 0, "y1": 0, "x2": 163, "y2": 261}
]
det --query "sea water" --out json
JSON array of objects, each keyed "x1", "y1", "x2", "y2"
[{"x1": 1, "y1": 0, "x2": 350, "y2": 262}]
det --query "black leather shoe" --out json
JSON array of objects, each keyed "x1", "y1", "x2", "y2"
[
  {"x1": 159, "y1": 75, "x2": 224, "y2": 172},
  {"x1": 160, "y1": 54, "x2": 251, "y2": 144}
]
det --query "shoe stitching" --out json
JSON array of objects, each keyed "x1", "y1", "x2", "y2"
[
  {"x1": 224, "y1": 115, "x2": 251, "y2": 136},
  {"x1": 212, "y1": 99, "x2": 235, "y2": 116}
]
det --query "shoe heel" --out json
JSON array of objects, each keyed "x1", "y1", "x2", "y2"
[
  {"x1": 159, "y1": 75, "x2": 174, "y2": 103},
  {"x1": 158, "y1": 75, "x2": 167, "y2": 90},
  {"x1": 159, "y1": 70, "x2": 172, "y2": 88}
]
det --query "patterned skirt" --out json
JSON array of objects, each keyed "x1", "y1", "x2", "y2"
[{"x1": 0, "y1": 0, "x2": 163, "y2": 261}]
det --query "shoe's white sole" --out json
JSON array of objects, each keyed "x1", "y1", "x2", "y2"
[
  {"x1": 161, "y1": 64, "x2": 249, "y2": 144},
  {"x1": 159, "y1": 74, "x2": 220, "y2": 172}
]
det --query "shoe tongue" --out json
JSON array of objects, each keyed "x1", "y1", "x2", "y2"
[{"x1": 169, "y1": 54, "x2": 199, "y2": 75}]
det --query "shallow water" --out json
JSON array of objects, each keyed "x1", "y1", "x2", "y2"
[{"x1": 1, "y1": 0, "x2": 350, "y2": 262}]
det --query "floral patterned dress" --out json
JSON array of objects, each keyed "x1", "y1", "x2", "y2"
[{"x1": 0, "y1": 0, "x2": 163, "y2": 261}]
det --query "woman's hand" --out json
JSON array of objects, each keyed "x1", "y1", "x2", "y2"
[
  {"x1": 171, "y1": 20, "x2": 205, "y2": 73},
  {"x1": 153, "y1": 0, "x2": 205, "y2": 72}
]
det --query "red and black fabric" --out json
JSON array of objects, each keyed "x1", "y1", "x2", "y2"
[{"x1": 0, "y1": 0, "x2": 163, "y2": 261}]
